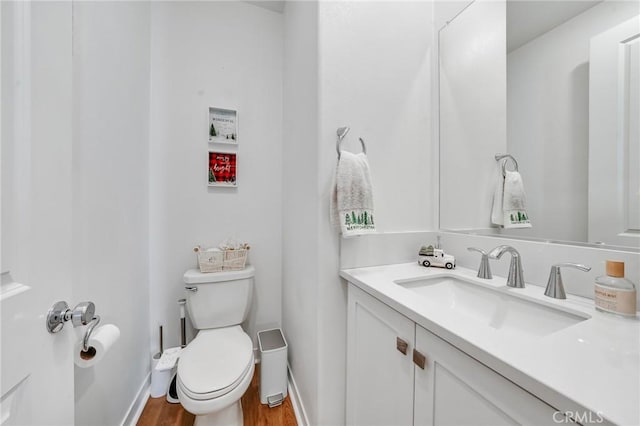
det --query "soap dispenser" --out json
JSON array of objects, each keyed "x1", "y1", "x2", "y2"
[{"x1": 594, "y1": 261, "x2": 637, "y2": 317}]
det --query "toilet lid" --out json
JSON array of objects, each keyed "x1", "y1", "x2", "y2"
[{"x1": 177, "y1": 326, "x2": 253, "y2": 400}]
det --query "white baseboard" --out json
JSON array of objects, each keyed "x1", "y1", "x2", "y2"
[
  {"x1": 287, "y1": 364, "x2": 309, "y2": 426},
  {"x1": 121, "y1": 372, "x2": 151, "y2": 426}
]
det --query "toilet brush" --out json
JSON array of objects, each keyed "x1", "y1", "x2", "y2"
[
  {"x1": 180, "y1": 299, "x2": 187, "y2": 348},
  {"x1": 166, "y1": 299, "x2": 188, "y2": 404}
]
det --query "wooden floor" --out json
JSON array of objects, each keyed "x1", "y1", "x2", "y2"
[{"x1": 137, "y1": 364, "x2": 296, "y2": 426}]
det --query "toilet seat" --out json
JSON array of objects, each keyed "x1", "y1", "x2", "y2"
[
  {"x1": 178, "y1": 361, "x2": 252, "y2": 401},
  {"x1": 177, "y1": 360, "x2": 255, "y2": 419},
  {"x1": 177, "y1": 326, "x2": 253, "y2": 401}
]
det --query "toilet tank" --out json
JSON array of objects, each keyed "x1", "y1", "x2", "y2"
[{"x1": 183, "y1": 265, "x2": 255, "y2": 330}]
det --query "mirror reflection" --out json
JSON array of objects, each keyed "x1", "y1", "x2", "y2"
[{"x1": 439, "y1": 0, "x2": 640, "y2": 249}]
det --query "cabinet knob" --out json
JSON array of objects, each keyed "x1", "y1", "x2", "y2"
[
  {"x1": 396, "y1": 337, "x2": 408, "y2": 355},
  {"x1": 413, "y1": 349, "x2": 427, "y2": 369}
]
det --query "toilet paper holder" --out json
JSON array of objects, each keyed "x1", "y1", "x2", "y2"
[
  {"x1": 83, "y1": 315, "x2": 101, "y2": 352},
  {"x1": 46, "y1": 301, "x2": 101, "y2": 350}
]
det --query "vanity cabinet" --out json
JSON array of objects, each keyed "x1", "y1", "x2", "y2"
[
  {"x1": 346, "y1": 284, "x2": 415, "y2": 426},
  {"x1": 347, "y1": 284, "x2": 561, "y2": 426}
]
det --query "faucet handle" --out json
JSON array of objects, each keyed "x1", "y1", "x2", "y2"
[
  {"x1": 552, "y1": 263, "x2": 591, "y2": 272},
  {"x1": 544, "y1": 263, "x2": 591, "y2": 299},
  {"x1": 467, "y1": 247, "x2": 492, "y2": 279}
]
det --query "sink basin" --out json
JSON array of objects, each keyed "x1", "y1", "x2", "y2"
[{"x1": 396, "y1": 275, "x2": 589, "y2": 338}]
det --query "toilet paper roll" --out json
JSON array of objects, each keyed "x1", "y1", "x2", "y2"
[
  {"x1": 150, "y1": 353, "x2": 172, "y2": 398},
  {"x1": 74, "y1": 324, "x2": 120, "y2": 368}
]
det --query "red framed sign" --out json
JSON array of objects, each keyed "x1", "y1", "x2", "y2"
[{"x1": 208, "y1": 151, "x2": 237, "y2": 187}]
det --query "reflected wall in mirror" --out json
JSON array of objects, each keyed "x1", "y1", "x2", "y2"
[{"x1": 439, "y1": 0, "x2": 640, "y2": 249}]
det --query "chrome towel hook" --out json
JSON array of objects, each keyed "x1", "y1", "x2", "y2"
[
  {"x1": 336, "y1": 126, "x2": 367, "y2": 159},
  {"x1": 494, "y1": 153, "x2": 519, "y2": 177}
]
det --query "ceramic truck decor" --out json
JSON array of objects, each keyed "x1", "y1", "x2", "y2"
[{"x1": 418, "y1": 245, "x2": 456, "y2": 269}]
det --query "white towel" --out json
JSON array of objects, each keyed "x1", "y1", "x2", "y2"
[
  {"x1": 330, "y1": 151, "x2": 376, "y2": 237},
  {"x1": 491, "y1": 164, "x2": 505, "y2": 226},
  {"x1": 492, "y1": 169, "x2": 531, "y2": 228},
  {"x1": 503, "y1": 171, "x2": 531, "y2": 228}
]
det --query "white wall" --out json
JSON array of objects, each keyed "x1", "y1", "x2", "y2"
[
  {"x1": 318, "y1": 2, "x2": 434, "y2": 423},
  {"x1": 282, "y1": 2, "x2": 319, "y2": 424},
  {"x1": 439, "y1": 0, "x2": 507, "y2": 231},
  {"x1": 282, "y1": 2, "x2": 434, "y2": 424},
  {"x1": 71, "y1": 3, "x2": 151, "y2": 425},
  {"x1": 434, "y1": 0, "x2": 474, "y2": 31},
  {"x1": 507, "y1": 0, "x2": 639, "y2": 243},
  {"x1": 319, "y1": 2, "x2": 435, "y2": 234},
  {"x1": 149, "y1": 1, "x2": 283, "y2": 354}
]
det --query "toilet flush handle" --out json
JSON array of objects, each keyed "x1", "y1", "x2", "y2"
[{"x1": 185, "y1": 286, "x2": 198, "y2": 292}]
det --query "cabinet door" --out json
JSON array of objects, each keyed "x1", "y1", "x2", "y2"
[
  {"x1": 347, "y1": 285, "x2": 415, "y2": 426},
  {"x1": 414, "y1": 325, "x2": 559, "y2": 426}
]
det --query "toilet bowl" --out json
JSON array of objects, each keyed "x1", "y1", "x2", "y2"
[
  {"x1": 179, "y1": 266, "x2": 256, "y2": 425},
  {"x1": 177, "y1": 326, "x2": 255, "y2": 426}
]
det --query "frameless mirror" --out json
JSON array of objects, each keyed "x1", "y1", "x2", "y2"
[{"x1": 439, "y1": 0, "x2": 640, "y2": 249}]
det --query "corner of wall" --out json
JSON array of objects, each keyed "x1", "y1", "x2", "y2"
[{"x1": 282, "y1": 1, "x2": 321, "y2": 424}]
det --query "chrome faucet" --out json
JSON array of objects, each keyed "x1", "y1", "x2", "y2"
[
  {"x1": 544, "y1": 263, "x2": 591, "y2": 299},
  {"x1": 488, "y1": 245, "x2": 525, "y2": 288},
  {"x1": 467, "y1": 247, "x2": 492, "y2": 279}
]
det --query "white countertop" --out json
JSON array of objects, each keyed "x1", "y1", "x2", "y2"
[{"x1": 340, "y1": 263, "x2": 640, "y2": 426}]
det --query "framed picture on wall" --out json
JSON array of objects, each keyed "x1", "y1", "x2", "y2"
[
  {"x1": 208, "y1": 107, "x2": 238, "y2": 144},
  {"x1": 208, "y1": 151, "x2": 237, "y2": 187}
]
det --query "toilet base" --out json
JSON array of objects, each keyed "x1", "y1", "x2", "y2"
[{"x1": 193, "y1": 400, "x2": 243, "y2": 426}]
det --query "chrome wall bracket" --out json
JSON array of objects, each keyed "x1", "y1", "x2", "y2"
[
  {"x1": 46, "y1": 300, "x2": 97, "y2": 334},
  {"x1": 46, "y1": 301, "x2": 72, "y2": 333},
  {"x1": 47, "y1": 301, "x2": 101, "y2": 351}
]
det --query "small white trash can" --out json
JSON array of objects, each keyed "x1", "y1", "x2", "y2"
[{"x1": 257, "y1": 328, "x2": 288, "y2": 407}]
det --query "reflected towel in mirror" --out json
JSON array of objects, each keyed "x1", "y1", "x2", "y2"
[{"x1": 492, "y1": 169, "x2": 531, "y2": 229}]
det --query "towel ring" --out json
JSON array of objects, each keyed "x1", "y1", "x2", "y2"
[
  {"x1": 336, "y1": 126, "x2": 367, "y2": 160},
  {"x1": 494, "y1": 153, "x2": 518, "y2": 177}
]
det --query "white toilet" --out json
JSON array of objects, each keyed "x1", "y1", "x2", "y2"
[{"x1": 178, "y1": 265, "x2": 256, "y2": 426}]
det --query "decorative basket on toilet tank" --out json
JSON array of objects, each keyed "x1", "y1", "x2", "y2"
[
  {"x1": 193, "y1": 240, "x2": 250, "y2": 273},
  {"x1": 193, "y1": 246, "x2": 224, "y2": 272},
  {"x1": 222, "y1": 248, "x2": 248, "y2": 270}
]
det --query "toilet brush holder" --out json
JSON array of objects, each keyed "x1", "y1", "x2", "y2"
[{"x1": 150, "y1": 353, "x2": 172, "y2": 398}]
